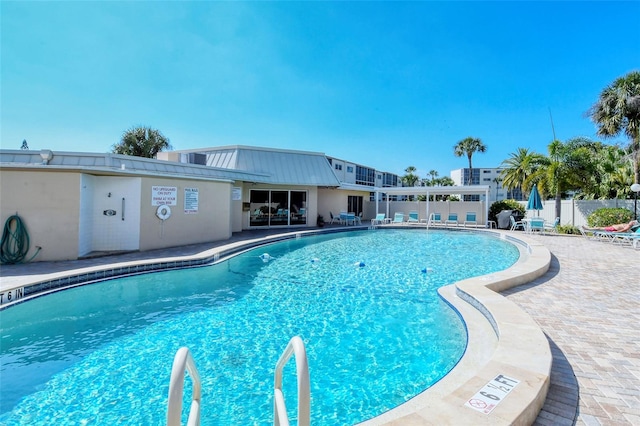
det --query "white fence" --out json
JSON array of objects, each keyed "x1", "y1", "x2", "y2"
[{"x1": 516, "y1": 199, "x2": 637, "y2": 227}]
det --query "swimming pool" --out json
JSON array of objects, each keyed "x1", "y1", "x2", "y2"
[{"x1": 0, "y1": 229, "x2": 519, "y2": 425}]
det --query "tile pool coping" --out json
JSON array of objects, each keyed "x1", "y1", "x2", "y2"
[{"x1": 0, "y1": 227, "x2": 552, "y2": 425}]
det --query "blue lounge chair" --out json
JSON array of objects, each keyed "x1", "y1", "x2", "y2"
[
  {"x1": 463, "y1": 212, "x2": 477, "y2": 227},
  {"x1": 428, "y1": 213, "x2": 442, "y2": 226},
  {"x1": 371, "y1": 213, "x2": 386, "y2": 226},
  {"x1": 407, "y1": 211, "x2": 419, "y2": 224},
  {"x1": 611, "y1": 226, "x2": 640, "y2": 246},
  {"x1": 392, "y1": 212, "x2": 404, "y2": 224},
  {"x1": 445, "y1": 213, "x2": 458, "y2": 226}
]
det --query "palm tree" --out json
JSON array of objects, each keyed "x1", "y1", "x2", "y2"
[
  {"x1": 532, "y1": 138, "x2": 597, "y2": 219},
  {"x1": 588, "y1": 71, "x2": 640, "y2": 183},
  {"x1": 402, "y1": 166, "x2": 419, "y2": 187},
  {"x1": 582, "y1": 144, "x2": 633, "y2": 199},
  {"x1": 453, "y1": 137, "x2": 487, "y2": 185},
  {"x1": 428, "y1": 169, "x2": 439, "y2": 185},
  {"x1": 499, "y1": 147, "x2": 546, "y2": 196},
  {"x1": 112, "y1": 126, "x2": 172, "y2": 158}
]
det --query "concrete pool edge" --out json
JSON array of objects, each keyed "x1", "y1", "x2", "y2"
[
  {"x1": 0, "y1": 227, "x2": 553, "y2": 426},
  {"x1": 359, "y1": 229, "x2": 552, "y2": 425}
]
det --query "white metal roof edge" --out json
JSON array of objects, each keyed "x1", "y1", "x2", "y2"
[
  {"x1": 0, "y1": 149, "x2": 269, "y2": 182},
  {"x1": 0, "y1": 163, "x2": 238, "y2": 184},
  {"x1": 171, "y1": 145, "x2": 328, "y2": 157}
]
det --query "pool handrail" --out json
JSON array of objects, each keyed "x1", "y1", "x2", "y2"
[
  {"x1": 167, "y1": 347, "x2": 202, "y2": 426},
  {"x1": 274, "y1": 336, "x2": 310, "y2": 426}
]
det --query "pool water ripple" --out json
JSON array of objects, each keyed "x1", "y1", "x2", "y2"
[{"x1": 0, "y1": 229, "x2": 519, "y2": 425}]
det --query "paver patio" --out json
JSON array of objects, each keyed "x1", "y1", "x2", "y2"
[{"x1": 503, "y1": 232, "x2": 640, "y2": 426}]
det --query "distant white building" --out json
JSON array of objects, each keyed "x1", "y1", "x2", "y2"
[{"x1": 450, "y1": 168, "x2": 523, "y2": 203}]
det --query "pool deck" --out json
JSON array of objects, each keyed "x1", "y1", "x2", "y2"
[{"x1": 1, "y1": 227, "x2": 639, "y2": 425}]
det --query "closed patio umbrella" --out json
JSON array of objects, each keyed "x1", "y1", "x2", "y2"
[{"x1": 526, "y1": 184, "x2": 543, "y2": 216}]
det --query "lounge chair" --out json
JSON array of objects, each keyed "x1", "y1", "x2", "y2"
[
  {"x1": 463, "y1": 212, "x2": 477, "y2": 227},
  {"x1": 407, "y1": 211, "x2": 419, "y2": 224},
  {"x1": 371, "y1": 213, "x2": 386, "y2": 226},
  {"x1": 610, "y1": 226, "x2": 640, "y2": 246},
  {"x1": 578, "y1": 226, "x2": 598, "y2": 240},
  {"x1": 392, "y1": 212, "x2": 404, "y2": 224},
  {"x1": 428, "y1": 213, "x2": 442, "y2": 226},
  {"x1": 445, "y1": 213, "x2": 458, "y2": 226},
  {"x1": 510, "y1": 215, "x2": 525, "y2": 231}
]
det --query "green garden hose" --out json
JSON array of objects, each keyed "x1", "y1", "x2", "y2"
[{"x1": 1, "y1": 214, "x2": 40, "y2": 264}]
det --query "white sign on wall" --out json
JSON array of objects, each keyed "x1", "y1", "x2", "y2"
[
  {"x1": 232, "y1": 187, "x2": 242, "y2": 201},
  {"x1": 184, "y1": 187, "x2": 199, "y2": 214},
  {"x1": 152, "y1": 186, "x2": 177, "y2": 206}
]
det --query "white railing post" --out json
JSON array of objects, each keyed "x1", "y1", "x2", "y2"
[
  {"x1": 167, "y1": 347, "x2": 202, "y2": 426},
  {"x1": 274, "y1": 336, "x2": 310, "y2": 426}
]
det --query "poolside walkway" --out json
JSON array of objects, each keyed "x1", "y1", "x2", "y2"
[
  {"x1": 1, "y1": 228, "x2": 639, "y2": 425},
  {"x1": 502, "y1": 232, "x2": 640, "y2": 426}
]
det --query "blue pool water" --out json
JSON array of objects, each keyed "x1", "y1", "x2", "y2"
[{"x1": 0, "y1": 229, "x2": 519, "y2": 425}]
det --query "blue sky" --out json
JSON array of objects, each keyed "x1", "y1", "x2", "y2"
[{"x1": 2, "y1": 1, "x2": 639, "y2": 179}]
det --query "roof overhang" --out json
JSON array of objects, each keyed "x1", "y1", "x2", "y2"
[{"x1": 374, "y1": 185, "x2": 491, "y2": 195}]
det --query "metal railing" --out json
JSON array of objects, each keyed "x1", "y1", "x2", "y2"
[
  {"x1": 167, "y1": 347, "x2": 202, "y2": 426},
  {"x1": 274, "y1": 336, "x2": 310, "y2": 426}
]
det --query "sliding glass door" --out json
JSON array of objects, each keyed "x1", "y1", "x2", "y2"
[{"x1": 249, "y1": 190, "x2": 307, "y2": 227}]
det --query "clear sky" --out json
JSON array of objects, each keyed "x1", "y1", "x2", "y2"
[{"x1": 2, "y1": 1, "x2": 639, "y2": 179}]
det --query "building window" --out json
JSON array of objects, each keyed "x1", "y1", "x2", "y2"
[
  {"x1": 249, "y1": 190, "x2": 308, "y2": 228},
  {"x1": 382, "y1": 173, "x2": 399, "y2": 187},
  {"x1": 356, "y1": 165, "x2": 375, "y2": 186},
  {"x1": 463, "y1": 169, "x2": 480, "y2": 185},
  {"x1": 346, "y1": 166, "x2": 354, "y2": 173},
  {"x1": 335, "y1": 164, "x2": 342, "y2": 171}
]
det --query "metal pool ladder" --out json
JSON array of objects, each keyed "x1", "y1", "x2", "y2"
[
  {"x1": 274, "y1": 336, "x2": 311, "y2": 426},
  {"x1": 167, "y1": 347, "x2": 202, "y2": 426},
  {"x1": 166, "y1": 336, "x2": 310, "y2": 426}
]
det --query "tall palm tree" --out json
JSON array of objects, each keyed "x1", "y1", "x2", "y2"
[
  {"x1": 112, "y1": 126, "x2": 172, "y2": 158},
  {"x1": 453, "y1": 137, "x2": 487, "y2": 185},
  {"x1": 589, "y1": 70, "x2": 640, "y2": 183},
  {"x1": 499, "y1": 147, "x2": 546, "y2": 196}
]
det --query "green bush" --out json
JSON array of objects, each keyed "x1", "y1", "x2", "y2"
[
  {"x1": 488, "y1": 199, "x2": 526, "y2": 223},
  {"x1": 557, "y1": 224, "x2": 581, "y2": 235},
  {"x1": 586, "y1": 208, "x2": 633, "y2": 227}
]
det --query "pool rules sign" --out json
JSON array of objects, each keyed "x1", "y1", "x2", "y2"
[
  {"x1": 184, "y1": 188, "x2": 199, "y2": 214},
  {"x1": 465, "y1": 374, "x2": 520, "y2": 414}
]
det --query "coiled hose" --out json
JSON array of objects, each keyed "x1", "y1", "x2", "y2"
[{"x1": 1, "y1": 214, "x2": 40, "y2": 264}]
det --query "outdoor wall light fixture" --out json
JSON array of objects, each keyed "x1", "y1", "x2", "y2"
[{"x1": 631, "y1": 183, "x2": 640, "y2": 220}]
